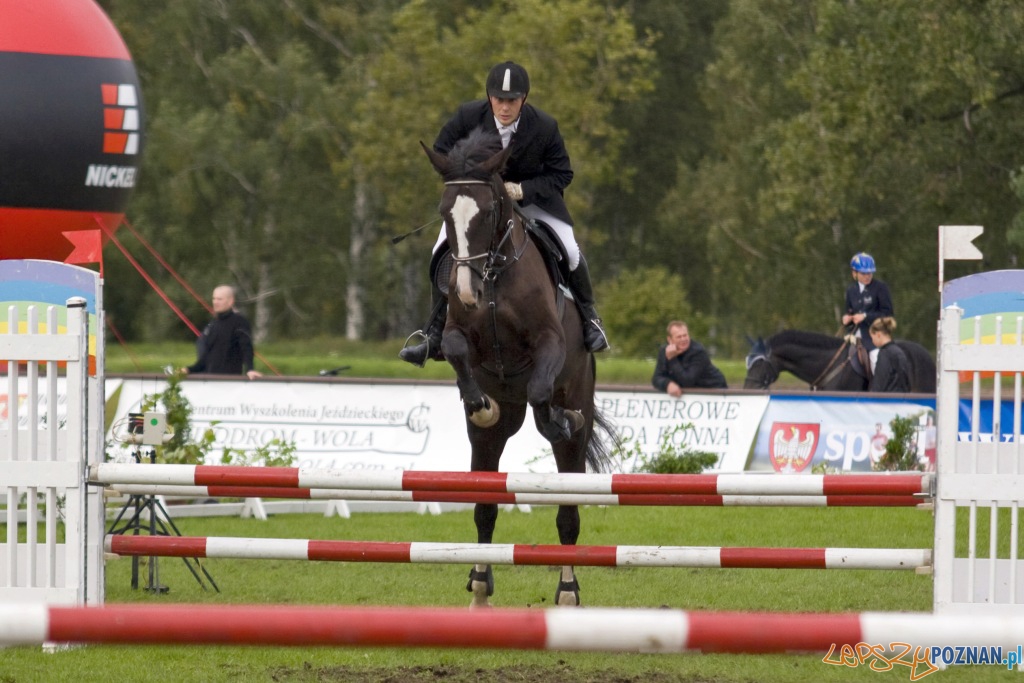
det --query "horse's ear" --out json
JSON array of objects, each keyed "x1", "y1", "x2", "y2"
[
  {"x1": 478, "y1": 143, "x2": 514, "y2": 177},
  {"x1": 421, "y1": 141, "x2": 449, "y2": 176},
  {"x1": 745, "y1": 335, "x2": 755, "y2": 347}
]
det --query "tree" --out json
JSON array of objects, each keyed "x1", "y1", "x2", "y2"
[{"x1": 347, "y1": 0, "x2": 656, "y2": 336}]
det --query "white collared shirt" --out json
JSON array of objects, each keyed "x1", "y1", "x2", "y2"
[{"x1": 494, "y1": 117, "x2": 519, "y2": 149}]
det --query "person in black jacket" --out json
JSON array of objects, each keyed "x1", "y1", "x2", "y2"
[
  {"x1": 652, "y1": 321, "x2": 727, "y2": 396},
  {"x1": 399, "y1": 60, "x2": 609, "y2": 367},
  {"x1": 868, "y1": 317, "x2": 910, "y2": 392},
  {"x1": 183, "y1": 285, "x2": 262, "y2": 380}
]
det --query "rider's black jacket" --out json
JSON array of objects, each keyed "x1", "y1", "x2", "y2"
[{"x1": 434, "y1": 100, "x2": 574, "y2": 225}]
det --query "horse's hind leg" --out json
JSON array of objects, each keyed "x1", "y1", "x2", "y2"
[
  {"x1": 551, "y1": 435, "x2": 588, "y2": 607},
  {"x1": 554, "y1": 504, "x2": 582, "y2": 606},
  {"x1": 465, "y1": 402, "x2": 526, "y2": 608}
]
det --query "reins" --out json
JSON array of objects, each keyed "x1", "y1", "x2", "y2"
[
  {"x1": 809, "y1": 330, "x2": 854, "y2": 390},
  {"x1": 444, "y1": 178, "x2": 531, "y2": 382}
]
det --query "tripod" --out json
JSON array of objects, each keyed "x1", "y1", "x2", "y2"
[{"x1": 106, "y1": 445, "x2": 219, "y2": 593}]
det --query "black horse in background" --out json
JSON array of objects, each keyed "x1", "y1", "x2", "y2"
[
  {"x1": 744, "y1": 330, "x2": 936, "y2": 392},
  {"x1": 422, "y1": 129, "x2": 616, "y2": 608}
]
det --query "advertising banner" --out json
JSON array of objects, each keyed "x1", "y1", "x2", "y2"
[
  {"x1": 105, "y1": 377, "x2": 769, "y2": 473},
  {"x1": 748, "y1": 395, "x2": 936, "y2": 473}
]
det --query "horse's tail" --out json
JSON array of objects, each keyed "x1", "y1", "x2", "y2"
[
  {"x1": 585, "y1": 407, "x2": 619, "y2": 474},
  {"x1": 584, "y1": 353, "x2": 620, "y2": 473}
]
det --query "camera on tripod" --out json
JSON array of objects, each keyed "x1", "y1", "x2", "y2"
[{"x1": 125, "y1": 411, "x2": 170, "y2": 446}]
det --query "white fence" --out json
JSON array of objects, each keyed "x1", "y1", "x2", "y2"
[
  {"x1": 934, "y1": 305, "x2": 1024, "y2": 614},
  {"x1": 0, "y1": 298, "x2": 103, "y2": 605}
]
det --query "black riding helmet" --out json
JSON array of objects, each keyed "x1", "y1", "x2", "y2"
[{"x1": 486, "y1": 61, "x2": 529, "y2": 99}]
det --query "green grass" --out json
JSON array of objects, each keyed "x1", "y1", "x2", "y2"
[
  {"x1": 104, "y1": 339, "x2": 788, "y2": 388},
  {"x1": 2, "y1": 505, "x2": 1010, "y2": 682}
]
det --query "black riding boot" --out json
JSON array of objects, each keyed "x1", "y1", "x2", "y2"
[
  {"x1": 567, "y1": 255, "x2": 609, "y2": 353},
  {"x1": 399, "y1": 290, "x2": 448, "y2": 367}
]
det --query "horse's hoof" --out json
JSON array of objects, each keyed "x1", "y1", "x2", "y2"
[
  {"x1": 469, "y1": 396, "x2": 500, "y2": 428},
  {"x1": 565, "y1": 410, "x2": 585, "y2": 434},
  {"x1": 539, "y1": 413, "x2": 572, "y2": 443},
  {"x1": 467, "y1": 566, "x2": 494, "y2": 607},
  {"x1": 555, "y1": 578, "x2": 580, "y2": 607}
]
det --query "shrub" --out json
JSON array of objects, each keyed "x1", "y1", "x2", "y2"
[
  {"x1": 873, "y1": 415, "x2": 921, "y2": 471},
  {"x1": 596, "y1": 265, "x2": 711, "y2": 358},
  {"x1": 612, "y1": 423, "x2": 719, "y2": 474}
]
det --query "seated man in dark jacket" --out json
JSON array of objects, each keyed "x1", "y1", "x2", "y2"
[{"x1": 651, "y1": 321, "x2": 727, "y2": 396}]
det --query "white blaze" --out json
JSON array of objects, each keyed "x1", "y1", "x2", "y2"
[{"x1": 451, "y1": 195, "x2": 481, "y2": 305}]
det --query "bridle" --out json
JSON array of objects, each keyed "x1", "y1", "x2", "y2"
[
  {"x1": 745, "y1": 350, "x2": 779, "y2": 389},
  {"x1": 444, "y1": 179, "x2": 527, "y2": 282},
  {"x1": 443, "y1": 178, "x2": 531, "y2": 382}
]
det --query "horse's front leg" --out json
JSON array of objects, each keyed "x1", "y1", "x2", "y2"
[
  {"x1": 528, "y1": 330, "x2": 582, "y2": 443},
  {"x1": 465, "y1": 402, "x2": 526, "y2": 609},
  {"x1": 442, "y1": 327, "x2": 499, "y2": 427}
]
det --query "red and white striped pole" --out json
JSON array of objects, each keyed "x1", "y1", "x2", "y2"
[
  {"x1": 106, "y1": 484, "x2": 925, "y2": 507},
  {"x1": 1, "y1": 604, "x2": 1021, "y2": 652},
  {"x1": 91, "y1": 464, "x2": 931, "y2": 497},
  {"x1": 105, "y1": 535, "x2": 931, "y2": 570}
]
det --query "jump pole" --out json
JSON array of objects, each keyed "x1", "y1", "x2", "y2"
[
  {"x1": 107, "y1": 484, "x2": 926, "y2": 507},
  {"x1": 105, "y1": 535, "x2": 932, "y2": 570},
  {"x1": 3, "y1": 603, "x2": 1023, "y2": 652},
  {"x1": 90, "y1": 464, "x2": 931, "y2": 497}
]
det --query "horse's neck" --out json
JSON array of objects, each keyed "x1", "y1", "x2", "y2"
[{"x1": 772, "y1": 344, "x2": 839, "y2": 384}]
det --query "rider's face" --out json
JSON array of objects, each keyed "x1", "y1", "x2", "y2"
[
  {"x1": 489, "y1": 96, "x2": 525, "y2": 127},
  {"x1": 853, "y1": 270, "x2": 873, "y2": 285}
]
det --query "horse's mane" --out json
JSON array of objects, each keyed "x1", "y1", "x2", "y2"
[
  {"x1": 439, "y1": 128, "x2": 503, "y2": 182},
  {"x1": 769, "y1": 329, "x2": 843, "y2": 350}
]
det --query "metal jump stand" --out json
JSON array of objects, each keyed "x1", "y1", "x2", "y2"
[{"x1": 106, "y1": 418, "x2": 219, "y2": 593}]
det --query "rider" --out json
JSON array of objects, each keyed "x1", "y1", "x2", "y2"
[
  {"x1": 841, "y1": 252, "x2": 894, "y2": 362},
  {"x1": 399, "y1": 60, "x2": 610, "y2": 366}
]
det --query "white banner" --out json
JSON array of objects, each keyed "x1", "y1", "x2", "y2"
[{"x1": 105, "y1": 378, "x2": 769, "y2": 473}]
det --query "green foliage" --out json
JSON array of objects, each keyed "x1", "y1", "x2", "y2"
[
  {"x1": 136, "y1": 370, "x2": 296, "y2": 467},
  {"x1": 97, "y1": 0, "x2": 1024, "y2": 358},
  {"x1": 611, "y1": 423, "x2": 719, "y2": 474},
  {"x1": 874, "y1": 414, "x2": 922, "y2": 472},
  {"x1": 598, "y1": 265, "x2": 710, "y2": 359}
]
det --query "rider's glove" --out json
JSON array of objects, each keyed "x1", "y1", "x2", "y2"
[{"x1": 504, "y1": 182, "x2": 523, "y2": 201}]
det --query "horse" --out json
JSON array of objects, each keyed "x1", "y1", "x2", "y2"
[
  {"x1": 743, "y1": 329, "x2": 936, "y2": 392},
  {"x1": 421, "y1": 129, "x2": 615, "y2": 608}
]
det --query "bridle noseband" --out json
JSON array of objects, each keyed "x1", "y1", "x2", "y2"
[
  {"x1": 746, "y1": 351, "x2": 779, "y2": 389},
  {"x1": 444, "y1": 179, "x2": 526, "y2": 281}
]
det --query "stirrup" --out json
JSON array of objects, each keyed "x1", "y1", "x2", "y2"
[{"x1": 584, "y1": 320, "x2": 610, "y2": 353}]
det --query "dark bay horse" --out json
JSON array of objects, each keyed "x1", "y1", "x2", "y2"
[
  {"x1": 744, "y1": 330, "x2": 936, "y2": 392},
  {"x1": 422, "y1": 129, "x2": 614, "y2": 607}
]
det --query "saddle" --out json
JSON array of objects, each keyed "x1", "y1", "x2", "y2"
[
  {"x1": 845, "y1": 334, "x2": 873, "y2": 383},
  {"x1": 430, "y1": 214, "x2": 570, "y2": 298}
]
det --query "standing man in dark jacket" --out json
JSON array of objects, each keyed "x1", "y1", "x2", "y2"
[
  {"x1": 183, "y1": 285, "x2": 262, "y2": 380},
  {"x1": 652, "y1": 321, "x2": 727, "y2": 396},
  {"x1": 399, "y1": 60, "x2": 609, "y2": 367}
]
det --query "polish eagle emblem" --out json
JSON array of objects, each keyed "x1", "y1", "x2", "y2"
[{"x1": 768, "y1": 422, "x2": 820, "y2": 473}]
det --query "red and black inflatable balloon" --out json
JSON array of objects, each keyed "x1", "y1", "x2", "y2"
[{"x1": 0, "y1": 0, "x2": 144, "y2": 260}]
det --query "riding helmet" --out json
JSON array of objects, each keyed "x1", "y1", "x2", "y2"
[
  {"x1": 850, "y1": 252, "x2": 876, "y2": 273},
  {"x1": 486, "y1": 61, "x2": 530, "y2": 99}
]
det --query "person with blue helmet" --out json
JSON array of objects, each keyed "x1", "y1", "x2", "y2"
[{"x1": 841, "y1": 252, "x2": 893, "y2": 354}]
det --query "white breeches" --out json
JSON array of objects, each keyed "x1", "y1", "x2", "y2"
[{"x1": 432, "y1": 204, "x2": 581, "y2": 271}]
